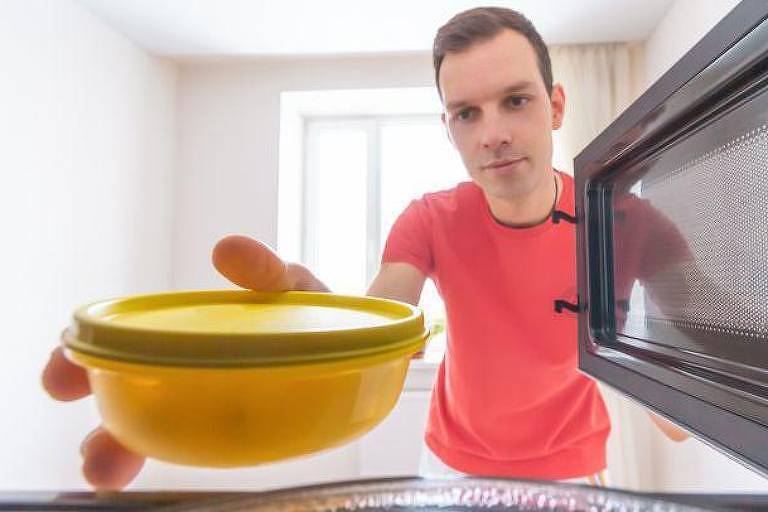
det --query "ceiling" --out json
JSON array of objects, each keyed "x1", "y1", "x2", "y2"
[{"x1": 77, "y1": 0, "x2": 675, "y2": 59}]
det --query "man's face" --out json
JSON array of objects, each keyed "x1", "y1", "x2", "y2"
[{"x1": 439, "y1": 29, "x2": 565, "y2": 202}]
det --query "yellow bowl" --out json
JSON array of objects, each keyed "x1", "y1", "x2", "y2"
[{"x1": 63, "y1": 290, "x2": 428, "y2": 467}]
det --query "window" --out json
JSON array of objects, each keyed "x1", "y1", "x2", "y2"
[{"x1": 279, "y1": 88, "x2": 466, "y2": 361}]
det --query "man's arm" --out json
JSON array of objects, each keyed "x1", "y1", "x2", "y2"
[
  {"x1": 367, "y1": 262, "x2": 429, "y2": 358},
  {"x1": 366, "y1": 262, "x2": 427, "y2": 305}
]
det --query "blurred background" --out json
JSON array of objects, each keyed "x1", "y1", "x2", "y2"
[{"x1": 1, "y1": 0, "x2": 765, "y2": 494}]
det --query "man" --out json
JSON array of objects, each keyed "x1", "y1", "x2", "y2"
[{"x1": 43, "y1": 7, "x2": 688, "y2": 490}]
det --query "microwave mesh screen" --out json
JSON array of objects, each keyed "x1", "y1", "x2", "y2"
[{"x1": 611, "y1": 120, "x2": 768, "y2": 343}]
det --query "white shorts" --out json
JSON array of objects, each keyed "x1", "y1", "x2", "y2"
[{"x1": 419, "y1": 444, "x2": 609, "y2": 487}]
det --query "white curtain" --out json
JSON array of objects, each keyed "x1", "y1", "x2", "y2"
[
  {"x1": 549, "y1": 43, "x2": 658, "y2": 491},
  {"x1": 550, "y1": 43, "x2": 641, "y2": 175}
]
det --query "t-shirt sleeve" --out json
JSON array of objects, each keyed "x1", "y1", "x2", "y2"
[
  {"x1": 612, "y1": 194, "x2": 693, "y2": 305},
  {"x1": 630, "y1": 198, "x2": 692, "y2": 281},
  {"x1": 643, "y1": 217, "x2": 691, "y2": 280},
  {"x1": 381, "y1": 199, "x2": 434, "y2": 277}
]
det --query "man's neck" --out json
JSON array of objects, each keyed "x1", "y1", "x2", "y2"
[{"x1": 486, "y1": 170, "x2": 562, "y2": 227}]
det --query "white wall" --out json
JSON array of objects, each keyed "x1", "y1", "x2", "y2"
[
  {"x1": 171, "y1": 55, "x2": 433, "y2": 289},
  {"x1": 640, "y1": 0, "x2": 768, "y2": 492},
  {"x1": 0, "y1": 0, "x2": 176, "y2": 489}
]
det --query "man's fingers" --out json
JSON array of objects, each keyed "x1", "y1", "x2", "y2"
[
  {"x1": 81, "y1": 427, "x2": 145, "y2": 491},
  {"x1": 42, "y1": 346, "x2": 91, "y2": 401},
  {"x1": 212, "y1": 235, "x2": 292, "y2": 291},
  {"x1": 44, "y1": 342, "x2": 143, "y2": 489}
]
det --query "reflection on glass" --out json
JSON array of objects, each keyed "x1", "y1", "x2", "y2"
[{"x1": 611, "y1": 123, "x2": 768, "y2": 345}]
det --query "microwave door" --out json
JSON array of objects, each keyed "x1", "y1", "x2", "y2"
[{"x1": 576, "y1": 0, "x2": 768, "y2": 477}]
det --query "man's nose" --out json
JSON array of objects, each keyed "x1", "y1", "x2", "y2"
[{"x1": 480, "y1": 112, "x2": 512, "y2": 150}]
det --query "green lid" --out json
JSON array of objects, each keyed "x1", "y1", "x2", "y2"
[{"x1": 64, "y1": 290, "x2": 428, "y2": 367}]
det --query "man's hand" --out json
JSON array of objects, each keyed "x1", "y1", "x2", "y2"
[
  {"x1": 212, "y1": 236, "x2": 328, "y2": 293},
  {"x1": 41, "y1": 235, "x2": 327, "y2": 490},
  {"x1": 42, "y1": 347, "x2": 146, "y2": 490},
  {"x1": 647, "y1": 410, "x2": 691, "y2": 442}
]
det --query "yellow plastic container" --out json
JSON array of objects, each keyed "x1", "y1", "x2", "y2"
[{"x1": 63, "y1": 290, "x2": 428, "y2": 467}]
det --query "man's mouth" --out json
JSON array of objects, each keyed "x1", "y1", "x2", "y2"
[{"x1": 482, "y1": 157, "x2": 526, "y2": 171}]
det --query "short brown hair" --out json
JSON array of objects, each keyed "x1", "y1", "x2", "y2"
[{"x1": 433, "y1": 7, "x2": 553, "y2": 99}]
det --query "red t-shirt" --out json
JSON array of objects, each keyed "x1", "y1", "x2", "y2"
[{"x1": 382, "y1": 171, "x2": 611, "y2": 479}]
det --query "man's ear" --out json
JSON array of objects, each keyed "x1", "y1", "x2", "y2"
[
  {"x1": 550, "y1": 83, "x2": 566, "y2": 130},
  {"x1": 441, "y1": 112, "x2": 454, "y2": 145}
]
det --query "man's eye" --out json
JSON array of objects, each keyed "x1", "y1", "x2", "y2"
[
  {"x1": 457, "y1": 109, "x2": 474, "y2": 121},
  {"x1": 507, "y1": 96, "x2": 529, "y2": 108}
]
